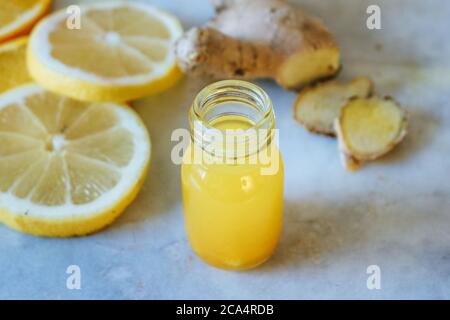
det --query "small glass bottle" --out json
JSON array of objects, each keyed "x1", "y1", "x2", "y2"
[{"x1": 181, "y1": 80, "x2": 284, "y2": 270}]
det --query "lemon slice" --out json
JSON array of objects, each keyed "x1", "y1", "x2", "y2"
[
  {"x1": 0, "y1": 37, "x2": 33, "y2": 94},
  {"x1": 0, "y1": 0, "x2": 51, "y2": 43},
  {"x1": 0, "y1": 84, "x2": 151, "y2": 237},
  {"x1": 28, "y1": 2, "x2": 183, "y2": 102}
]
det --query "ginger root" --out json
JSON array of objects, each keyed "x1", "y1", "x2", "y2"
[
  {"x1": 293, "y1": 77, "x2": 373, "y2": 136},
  {"x1": 175, "y1": 0, "x2": 340, "y2": 90},
  {"x1": 335, "y1": 97, "x2": 408, "y2": 171}
]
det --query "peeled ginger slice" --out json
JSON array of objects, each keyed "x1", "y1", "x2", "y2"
[
  {"x1": 335, "y1": 97, "x2": 408, "y2": 171},
  {"x1": 293, "y1": 77, "x2": 373, "y2": 136}
]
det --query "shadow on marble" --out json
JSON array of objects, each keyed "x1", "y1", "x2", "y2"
[
  {"x1": 257, "y1": 192, "x2": 449, "y2": 273},
  {"x1": 257, "y1": 199, "x2": 374, "y2": 272}
]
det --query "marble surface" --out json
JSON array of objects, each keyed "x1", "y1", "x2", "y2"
[{"x1": 1, "y1": 0, "x2": 450, "y2": 299}]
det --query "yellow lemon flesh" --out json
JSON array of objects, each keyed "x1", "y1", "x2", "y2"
[
  {"x1": 0, "y1": 37, "x2": 32, "y2": 94},
  {"x1": 0, "y1": 0, "x2": 51, "y2": 43}
]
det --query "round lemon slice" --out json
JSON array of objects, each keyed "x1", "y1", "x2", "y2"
[
  {"x1": 0, "y1": 0, "x2": 51, "y2": 43},
  {"x1": 28, "y1": 2, "x2": 183, "y2": 102},
  {"x1": 0, "y1": 84, "x2": 151, "y2": 237}
]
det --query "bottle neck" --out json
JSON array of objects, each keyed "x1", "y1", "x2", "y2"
[{"x1": 189, "y1": 80, "x2": 275, "y2": 161}]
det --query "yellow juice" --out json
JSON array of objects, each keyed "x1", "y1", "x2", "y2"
[{"x1": 181, "y1": 115, "x2": 284, "y2": 270}]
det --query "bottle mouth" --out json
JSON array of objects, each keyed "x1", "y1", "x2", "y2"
[
  {"x1": 190, "y1": 80, "x2": 275, "y2": 160},
  {"x1": 192, "y1": 80, "x2": 273, "y2": 125}
]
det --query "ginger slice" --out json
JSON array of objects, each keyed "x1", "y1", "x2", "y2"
[
  {"x1": 335, "y1": 97, "x2": 408, "y2": 171},
  {"x1": 293, "y1": 77, "x2": 373, "y2": 136}
]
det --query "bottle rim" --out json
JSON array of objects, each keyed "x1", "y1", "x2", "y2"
[
  {"x1": 189, "y1": 80, "x2": 276, "y2": 160},
  {"x1": 192, "y1": 80, "x2": 273, "y2": 129}
]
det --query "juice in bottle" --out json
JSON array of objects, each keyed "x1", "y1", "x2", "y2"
[{"x1": 181, "y1": 80, "x2": 284, "y2": 270}]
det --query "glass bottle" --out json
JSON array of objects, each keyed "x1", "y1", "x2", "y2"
[{"x1": 181, "y1": 80, "x2": 284, "y2": 270}]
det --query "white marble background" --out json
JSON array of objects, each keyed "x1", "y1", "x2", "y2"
[{"x1": 1, "y1": 0, "x2": 449, "y2": 299}]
